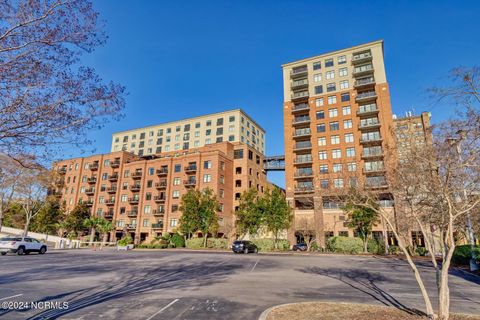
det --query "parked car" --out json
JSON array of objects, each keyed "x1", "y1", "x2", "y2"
[
  {"x1": 232, "y1": 240, "x2": 258, "y2": 254},
  {"x1": 0, "y1": 237, "x2": 48, "y2": 255},
  {"x1": 292, "y1": 243, "x2": 308, "y2": 251}
]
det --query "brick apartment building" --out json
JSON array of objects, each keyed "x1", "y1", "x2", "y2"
[
  {"x1": 282, "y1": 40, "x2": 398, "y2": 246},
  {"x1": 52, "y1": 141, "x2": 270, "y2": 244}
]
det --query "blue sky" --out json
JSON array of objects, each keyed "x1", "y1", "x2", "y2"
[{"x1": 72, "y1": 0, "x2": 479, "y2": 187}]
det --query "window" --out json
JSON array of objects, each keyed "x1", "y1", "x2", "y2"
[
  {"x1": 346, "y1": 147, "x2": 356, "y2": 157},
  {"x1": 216, "y1": 137, "x2": 223, "y2": 143},
  {"x1": 331, "y1": 135, "x2": 340, "y2": 145},
  {"x1": 195, "y1": 122, "x2": 201, "y2": 128},
  {"x1": 144, "y1": 205, "x2": 151, "y2": 214},
  {"x1": 339, "y1": 67, "x2": 348, "y2": 77},
  {"x1": 173, "y1": 177, "x2": 181, "y2": 186},
  {"x1": 228, "y1": 135, "x2": 235, "y2": 141},
  {"x1": 229, "y1": 116, "x2": 235, "y2": 122},
  {"x1": 217, "y1": 118, "x2": 224, "y2": 126},
  {"x1": 338, "y1": 55, "x2": 346, "y2": 64},
  {"x1": 343, "y1": 119, "x2": 353, "y2": 129},
  {"x1": 174, "y1": 164, "x2": 181, "y2": 172},
  {"x1": 234, "y1": 149, "x2": 243, "y2": 159},
  {"x1": 170, "y1": 219, "x2": 178, "y2": 227},
  {"x1": 332, "y1": 149, "x2": 341, "y2": 159},
  {"x1": 317, "y1": 124, "x2": 326, "y2": 133},
  {"x1": 158, "y1": 129, "x2": 163, "y2": 136},
  {"x1": 216, "y1": 127, "x2": 223, "y2": 135},
  {"x1": 172, "y1": 190, "x2": 180, "y2": 199},
  {"x1": 328, "y1": 108, "x2": 338, "y2": 118},
  {"x1": 318, "y1": 137, "x2": 326, "y2": 146},
  {"x1": 333, "y1": 163, "x2": 342, "y2": 173},
  {"x1": 347, "y1": 162, "x2": 357, "y2": 172},
  {"x1": 121, "y1": 195, "x2": 128, "y2": 202},
  {"x1": 228, "y1": 125, "x2": 235, "y2": 132},
  {"x1": 341, "y1": 93, "x2": 350, "y2": 102},
  {"x1": 320, "y1": 179, "x2": 329, "y2": 189},
  {"x1": 342, "y1": 106, "x2": 351, "y2": 115},
  {"x1": 319, "y1": 150, "x2": 327, "y2": 160},
  {"x1": 339, "y1": 80, "x2": 349, "y2": 90},
  {"x1": 345, "y1": 133, "x2": 354, "y2": 143},
  {"x1": 325, "y1": 59, "x2": 334, "y2": 67},
  {"x1": 315, "y1": 85, "x2": 323, "y2": 94},
  {"x1": 148, "y1": 167, "x2": 155, "y2": 175},
  {"x1": 313, "y1": 61, "x2": 321, "y2": 70},
  {"x1": 219, "y1": 175, "x2": 225, "y2": 184},
  {"x1": 205, "y1": 138, "x2": 211, "y2": 145},
  {"x1": 204, "y1": 160, "x2": 212, "y2": 169},
  {"x1": 329, "y1": 121, "x2": 339, "y2": 131},
  {"x1": 328, "y1": 95, "x2": 337, "y2": 104},
  {"x1": 175, "y1": 126, "x2": 181, "y2": 132},
  {"x1": 140, "y1": 132, "x2": 146, "y2": 139},
  {"x1": 327, "y1": 83, "x2": 336, "y2": 92},
  {"x1": 316, "y1": 111, "x2": 325, "y2": 119},
  {"x1": 203, "y1": 174, "x2": 212, "y2": 183},
  {"x1": 313, "y1": 73, "x2": 322, "y2": 82},
  {"x1": 326, "y1": 70, "x2": 335, "y2": 80},
  {"x1": 333, "y1": 178, "x2": 344, "y2": 188},
  {"x1": 319, "y1": 164, "x2": 328, "y2": 173}
]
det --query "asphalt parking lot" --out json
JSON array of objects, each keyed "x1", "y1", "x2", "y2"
[{"x1": 0, "y1": 249, "x2": 479, "y2": 319}]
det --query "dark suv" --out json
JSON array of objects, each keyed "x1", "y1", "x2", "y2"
[
  {"x1": 292, "y1": 243, "x2": 308, "y2": 251},
  {"x1": 232, "y1": 240, "x2": 258, "y2": 254}
]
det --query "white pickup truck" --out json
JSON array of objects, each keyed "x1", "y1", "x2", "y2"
[{"x1": 0, "y1": 236, "x2": 48, "y2": 255}]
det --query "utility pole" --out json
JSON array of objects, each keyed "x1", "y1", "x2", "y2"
[{"x1": 449, "y1": 130, "x2": 478, "y2": 272}]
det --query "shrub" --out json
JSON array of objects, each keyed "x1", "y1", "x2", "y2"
[
  {"x1": 326, "y1": 236, "x2": 363, "y2": 254},
  {"x1": 310, "y1": 242, "x2": 319, "y2": 252},
  {"x1": 416, "y1": 247, "x2": 428, "y2": 256},
  {"x1": 135, "y1": 243, "x2": 167, "y2": 249},
  {"x1": 452, "y1": 245, "x2": 480, "y2": 265},
  {"x1": 278, "y1": 239, "x2": 291, "y2": 251},
  {"x1": 171, "y1": 233, "x2": 185, "y2": 248},
  {"x1": 162, "y1": 233, "x2": 172, "y2": 241},
  {"x1": 207, "y1": 238, "x2": 228, "y2": 249},
  {"x1": 185, "y1": 238, "x2": 205, "y2": 249},
  {"x1": 251, "y1": 238, "x2": 290, "y2": 252},
  {"x1": 368, "y1": 239, "x2": 386, "y2": 255},
  {"x1": 117, "y1": 235, "x2": 133, "y2": 246},
  {"x1": 388, "y1": 245, "x2": 400, "y2": 255}
]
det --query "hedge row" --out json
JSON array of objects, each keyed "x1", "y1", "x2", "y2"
[
  {"x1": 185, "y1": 238, "x2": 229, "y2": 249},
  {"x1": 251, "y1": 238, "x2": 290, "y2": 252}
]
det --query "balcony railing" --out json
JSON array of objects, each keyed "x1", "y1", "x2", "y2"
[
  {"x1": 154, "y1": 196, "x2": 166, "y2": 203},
  {"x1": 105, "y1": 199, "x2": 115, "y2": 206},
  {"x1": 293, "y1": 141, "x2": 312, "y2": 151},
  {"x1": 360, "y1": 136, "x2": 383, "y2": 144},
  {"x1": 85, "y1": 188, "x2": 95, "y2": 195},
  {"x1": 126, "y1": 224, "x2": 137, "y2": 230},
  {"x1": 87, "y1": 177, "x2": 97, "y2": 184},
  {"x1": 155, "y1": 182, "x2": 167, "y2": 190},
  {"x1": 291, "y1": 91, "x2": 309, "y2": 100},
  {"x1": 356, "y1": 91, "x2": 377, "y2": 102},
  {"x1": 294, "y1": 156, "x2": 313, "y2": 164},
  {"x1": 131, "y1": 172, "x2": 142, "y2": 179},
  {"x1": 107, "y1": 186, "x2": 117, "y2": 193},
  {"x1": 353, "y1": 64, "x2": 374, "y2": 77},
  {"x1": 128, "y1": 197, "x2": 139, "y2": 204},
  {"x1": 359, "y1": 120, "x2": 381, "y2": 130},
  {"x1": 127, "y1": 210, "x2": 138, "y2": 217},
  {"x1": 294, "y1": 186, "x2": 315, "y2": 193},
  {"x1": 111, "y1": 160, "x2": 120, "y2": 168},
  {"x1": 185, "y1": 165, "x2": 197, "y2": 173},
  {"x1": 291, "y1": 103, "x2": 310, "y2": 113},
  {"x1": 290, "y1": 66, "x2": 308, "y2": 78},
  {"x1": 292, "y1": 116, "x2": 311, "y2": 125},
  {"x1": 291, "y1": 79, "x2": 309, "y2": 90},
  {"x1": 157, "y1": 168, "x2": 168, "y2": 176},
  {"x1": 354, "y1": 77, "x2": 375, "y2": 88},
  {"x1": 57, "y1": 167, "x2": 67, "y2": 175},
  {"x1": 108, "y1": 174, "x2": 119, "y2": 181},
  {"x1": 361, "y1": 151, "x2": 383, "y2": 159},
  {"x1": 104, "y1": 212, "x2": 114, "y2": 219},
  {"x1": 85, "y1": 201, "x2": 94, "y2": 207},
  {"x1": 294, "y1": 170, "x2": 314, "y2": 178},
  {"x1": 184, "y1": 179, "x2": 197, "y2": 187},
  {"x1": 90, "y1": 163, "x2": 99, "y2": 171},
  {"x1": 152, "y1": 223, "x2": 164, "y2": 229},
  {"x1": 153, "y1": 209, "x2": 165, "y2": 216},
  {"x1": 357, "y1": 104, "x2": 379, "y2": 116},
  {"x1": 293, "y1": 128, "x2": 311, "y2": 138},
  {"x1": 130, "y1": 184, "x2": 141, "y2": 192},
  {"x1": 352, "y1": 52, "x2": 372, "y2": 64}
]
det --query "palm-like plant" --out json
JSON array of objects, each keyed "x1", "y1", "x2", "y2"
[
  {"x1": 83, "y1": 217, "x2": 105, "y2": 244},
  {"x1": 98, "y1": 220, "x2": 114, "y2": 247}
]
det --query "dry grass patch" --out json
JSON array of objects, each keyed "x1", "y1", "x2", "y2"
[{"x1": 266, "y1": 302, "x2": 480, "y2": 320}]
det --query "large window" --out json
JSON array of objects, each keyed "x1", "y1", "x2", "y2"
[
  {"x1": 316, "y1": 111, "x2": 325, "y2": 119},
  {"x1": 328, "y1": 108, "x2": 338, "y2": 118},
  {"x1": 317, "y1": 124, "x2": 326, "y2": 133},
  {"x1": 329, "y1": 121, "x2": 339, "y2": 131},
  {"x1": 326, "y1": 70, "x2": 335, "y2": 80},
  {"x1": 339, "y1": 67, "x2": 348, "y2": 76},
  {"x1": 342, "y1": 106, "x2": 351, "y2": 115},
  {"x1": 331, "y1": 135, "x2": 340, "y2": 145},
  {"x1": 315, "y1": 85, "x2": 323, "y2": 94},
  {"x1": 319, "y1": 150, "x2": 327, "y2": 160},
  {"x1": 346, "y1": 147, "x2": 356, "y2": 157},
  {"x1": 333, "y1": 163, "x2": 342, "y2": 173},
  {"x1": 325, "y1": 59, "x2": 334, "y2": 67},
  {"x1": 332, "y1": 149, "x2": 341, "y2": 159},
  {"x1": 313, "y1": 61, "x2": 321, "y2": 70},
  {"x1": 338, "y1": 55, "x2": 346, "y2": 64},
  {"x1": 327, "y1": 83, "x2": 336, "y2": 92},
  {"x1": 316, "y1": 98, "x2": 324, "y2": 107},
  {"x1": 343, "y1": 119, "x2": 353, "y2": 129},
  {"x1": 339, "y1": 80, "x2": 349, "y2": 90},
  {"x1": 314, "y1": 73, "x2": 322, "y2": 82},
  {"x1": 318, "y1": 137, "x2": 326, "y2": 146},
  {"x1": 328, "y1": 95, "x2": 337, "y2": 104},
  {"x1": 345, "y1": 133, "x2": 354, "y2": 143}
]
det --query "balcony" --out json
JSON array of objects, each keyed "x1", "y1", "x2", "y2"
[
  {"x1": 50, "y1": 191, "x2": 62, "y2": 198},
  {"x1": 357, "y1": 105, "x2": 379, "y2": 116},
  {"x1": 128, "y1": 197, "x2": 139, "y2": 205},
  {"x1": 355, "y1": 91, "x2": 377, "y2": 103},
  {"x1": 365, "y1": 176, "x2": 388, "y2": 190},
  {"x1": 153, "y1": 209, "x2": 165, "y2": 216},
  {"x1": 108, "y1": 173, "x2": 119, "y2": 182},
  {"x1": 365, "y1": 183, "x2": 389, "y2": 190},
  {"x1": 291, "y1": 91, "x2": 309, "y2": 101},
  {"x1": 157, "y1": 168, "x2": 168, "y2": 176},
  {"x1": 294, "y1": 186, "x2": 315, "y2": 194},
  {"x1": 154, "y1": 196, "x2": 166, "y2": 203},
  {"x1": 292, "y1": 116, "x2": 311, "y2": 126},
  {"x1": 361, "y1": 151, "x2": 384, "y2": 160},
  {"x1": 85, "y1": 187, "x2": 95, "y2": 195},
  {"x1": 85, "y1": 200, "x2": 94, "y2": 207},
  {"x1": 152, "y1": 222, "x2": 164, "y2": 229},
  {"x1": 57, "y1": 167, "x2": 67, "y2": 175},
  {"x1": 293, "y1": 141, "x2": 312, "y2": 151},
  {"x1": 130, "y1": 184, "x2": 141, "y2": 192},
  {"x1": 106, "y1": 186, "x2": 117, "y2": 194},
  {"x1": 353, "y1": 65, "x2": 374, "y2": 77},
  {"x1": 87, "y1": 177, "x2": 97, "y2": 184},
  {"x1": 359, "y1": 121, "x2": 381, "y2": 130},
  {"x1": 105, "y1": 199, "x2": 115, "y2": 206},
  {"x1": 291, "y1": 103, "x2": 310, "y2": 114},
  {"x1": 127, "y1": 210, "x2": 138, "y2": 217},
  {"x1": 294, "y1": 156, "x2": 313, "y2": 165},
  {"x1": 111, "y1": 160, "x2": 120, "y2": 168},
  {"x1": 291, "y1": 79, "x2": 309, "y2": 90},
  {"x1": 104, "y1": 212, "x2": 114, "y2": 219},
  {"x1": 354, "y1": 77, "x2": 376, "y2": 89},
  {"x1": 293, "y1": 128, "x2": 312, "y2": 139},
  {"x1": 290, "y1": 66, "x2": 308, "y2": 79},
  {"x1": 294, "y1": 170, "x2": 314, "y2": 179},
  {"x1": 185, "y1": 165, "x2": 197, "y2": 173},
  {"x1": 155, "y1": 182, "x2": 167, "y2": 190},
  {"x1": 90, "y1": 163, "x2": 99, "y2": 171},
  {"x1": 363, "y1": 167, "x2": 386, "y2": 175},
  {"x1": 131, "y1": 172, "x2": 142, "y2": 180},
  {"x1": 360, "y1": 136, "x2": 383, "y2": 145},
  {"x1": 352, "y1": 51, "x2": 372, "y2": 64},
  {"x1": 184, "y1": 179, "x2": 197, "y2": 187},
  {"x1": 126, "y1": 224, "x2": 137, "y2": 230}
]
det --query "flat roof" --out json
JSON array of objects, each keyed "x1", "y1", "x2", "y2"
[
  {"x1": 282, "y1": 39, "x2": 384, "y2": 68},
  {"x1": 112, "y1": 108, "x2": 266, "y2": 135}
]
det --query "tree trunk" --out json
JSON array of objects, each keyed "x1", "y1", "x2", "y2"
[
  {"x1": 203, "y1": 234, "x2": 208, "y2": 248},
  {"x1": 102, "y1": 233, "x2": 108, "y2": 247},
  {"x1": 22, "y1": 216, "x2": 31, "y2": 239},
  {"x1": 437, "y1": 244, "x2": 455, "y2": 319},
  {"x1": 363, "y1": 237, "x2": 368, "y2": 253},
  {"x1": 89, "y1": 227, "x2": 95, "y2": 244}
]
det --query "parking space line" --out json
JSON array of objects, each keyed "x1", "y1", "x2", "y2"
[
  {"x1": 145, "y1": 298, "x2": 179, "y2": 320},
  {"x1": 251, "y1": 259, "x2": 259, "y2": 272},
  {"x1": 0, "y1": 294, "x2": 23, "y2": 301}
]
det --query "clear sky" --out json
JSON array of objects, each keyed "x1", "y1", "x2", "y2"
[{"x1": 70, "y1": 0, "x2": 479, "y2": 187}]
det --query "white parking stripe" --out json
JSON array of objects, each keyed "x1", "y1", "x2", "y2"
[
  {"x1": 145, "y1": 298, "x2": 179, "y2": 320},
  {"x1": 251, "y1": 260, "x2": 259, "y2": 272},
  {"x1": 0, "y1": 294, "x2": 23, "y2": 301}
]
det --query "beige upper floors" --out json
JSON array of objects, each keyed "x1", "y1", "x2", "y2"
[{"x1": 111, "y1": 109, "x2": 266, "y2": 156}]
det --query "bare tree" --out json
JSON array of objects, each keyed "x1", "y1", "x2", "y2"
[
  {"x1": 295, "y1": 216, "x2": 316, "y2": 251},
  {"x1": 0, "y1": 154, "x2": 23, "y2": 231},
  {"x1": 0, "y1": 0, "x2": 126, "y2": 163}
]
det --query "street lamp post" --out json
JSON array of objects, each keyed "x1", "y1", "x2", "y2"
[{"x1": 447, "y1": 130, "x2": 478, "y2": 272}]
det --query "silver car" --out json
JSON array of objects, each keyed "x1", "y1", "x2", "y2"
[{"x1": 0, "y1": 237, "x2": 48, "y2": 255}]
